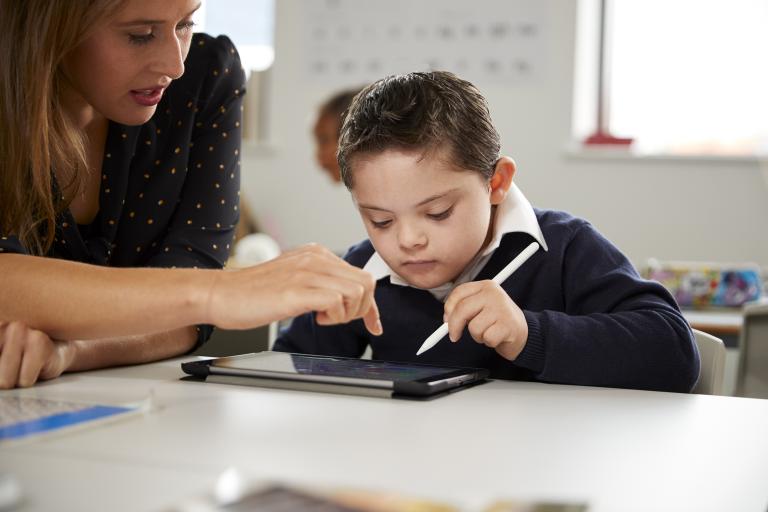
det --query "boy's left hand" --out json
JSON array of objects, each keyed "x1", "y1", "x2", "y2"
[{"x1": 443, "y1": 280, "x2": 528, "y2": 361}]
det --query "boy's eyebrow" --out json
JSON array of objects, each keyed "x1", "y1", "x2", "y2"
[
  {"x1": 115, "y1": 2, "x2": 202, "y2": 27},
  {"x1": 415, "y1": 189, "x2": 459, "y2": 207},
  {"x1": 358, "y1": 188, "x2": 459, "y2": 212}
]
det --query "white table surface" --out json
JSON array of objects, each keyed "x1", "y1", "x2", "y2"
[
  {"x1": 682, "y1": 309, "x2": 744, "y2": 330},
  {"x1": 2, "y1": 358, "x2": 768, "y2": 512}
]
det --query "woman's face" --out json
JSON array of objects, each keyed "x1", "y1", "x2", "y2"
[{"x1": 61, "y1": 0, "x2": 201, "y2": 126}]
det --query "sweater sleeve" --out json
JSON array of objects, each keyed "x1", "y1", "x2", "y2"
[
  {"x1": 273, "y1": 313, "x2": 369, "y2": 357},
  {"x1": 514, "y1": 223, "x2": 700, "y2": 392}
]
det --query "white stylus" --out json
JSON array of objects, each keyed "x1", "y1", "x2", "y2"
[{"x1": 415, "y1": 241, "x2": 540, "y2": 356}]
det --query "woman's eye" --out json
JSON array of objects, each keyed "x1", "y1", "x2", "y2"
[
  {"x1": 176, "y1": 21, "x2": 196, "y2": 34},
  {"x1": 427, "y1": 207, "x2": 453, "y2": 221},
  {"x1": 128, "y1": 21, "x2": 195, "y2": 46},
  {"x1": 128, "y1": 32, "x2": 154, "y2": 45}
]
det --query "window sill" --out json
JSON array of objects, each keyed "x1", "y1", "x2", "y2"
[
  {"x1": 563, "y1": 142, "x2": 767, "y2": 166},
  {"x1": 242, "y1": 140, "x2": 277, "y2": 158}
]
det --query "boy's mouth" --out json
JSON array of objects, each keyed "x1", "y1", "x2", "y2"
[{"x1": 401, "y1": 260, "x2": 438, "y2": 273}]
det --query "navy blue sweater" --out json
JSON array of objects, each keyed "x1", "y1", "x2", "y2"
[{"x1": 274, "y1": 210, "x2": 699, "y2": 392}]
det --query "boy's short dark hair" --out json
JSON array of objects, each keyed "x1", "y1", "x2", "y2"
[{"x1": 337, "y1": 71, "x2": 500, "y2": 189}]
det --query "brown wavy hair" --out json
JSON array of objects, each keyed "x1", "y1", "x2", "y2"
[{"x1": 0, "y1": 0, "x2": 123, "y2": 254}]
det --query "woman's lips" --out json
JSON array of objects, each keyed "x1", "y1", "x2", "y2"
[{"x1": 130, "y1": 87, "x2": 165, "y2": 107}]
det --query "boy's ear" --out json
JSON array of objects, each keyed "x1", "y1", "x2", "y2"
[{"x1": 489, "y1": 156, "x2": 516, "y2": 205}]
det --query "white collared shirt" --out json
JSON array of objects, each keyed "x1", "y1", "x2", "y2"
[{"x1": 362, "y1": 183, "x2": 549, "y2": 301}]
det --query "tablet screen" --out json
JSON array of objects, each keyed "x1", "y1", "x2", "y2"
[{"x1": 212, "y1": 352, "x2": 463, "y2": 382}]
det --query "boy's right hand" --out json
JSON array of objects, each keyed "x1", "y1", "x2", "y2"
[
  {"x1": 443, "y1": 280, "x2": 528, "y2": 360},
  {"x1": 205, "y1": 244, "x2": 382, "y2": 335}
]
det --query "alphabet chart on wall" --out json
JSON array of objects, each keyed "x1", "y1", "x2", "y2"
[{"x1": 300, "y1": 0, "x2": 548, "y2": 86}]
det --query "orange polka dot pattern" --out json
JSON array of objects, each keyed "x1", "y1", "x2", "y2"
[{"x1": 0, "y1": 34, "x2": 246, "y2": 346}]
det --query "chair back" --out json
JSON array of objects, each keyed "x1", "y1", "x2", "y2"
[
  {"x1": 735, "y1": 303, "x2": 768, "y2": 398},
  {"x1": 691, "y1": 329, "x2": 726, "y2": 395}
]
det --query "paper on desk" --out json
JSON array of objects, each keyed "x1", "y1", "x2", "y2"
[{"x1": 0, "y1": 394, "x2": 151, "y2": 445}]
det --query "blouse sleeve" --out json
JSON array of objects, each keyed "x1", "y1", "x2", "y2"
[
  {"x1": 0, "y1": 234, "x2": 27, "y2": 254},
  {"x1": 147, "y1": 35, "x2": 246, "y2": 271}
]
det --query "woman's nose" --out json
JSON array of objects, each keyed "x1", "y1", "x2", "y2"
[{"x1": 154, "y1": 35, "x2": 185, "y2": 80}]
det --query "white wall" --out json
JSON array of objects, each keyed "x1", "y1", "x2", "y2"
[{"x1": 240, "y1": 0, "x2": 768, "y2": 269}]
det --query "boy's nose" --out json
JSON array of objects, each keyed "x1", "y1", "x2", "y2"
[{"x1": 397, "y1": 225, "x2": 428, "y2": 250}]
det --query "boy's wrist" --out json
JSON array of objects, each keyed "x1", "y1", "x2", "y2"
[
  {"x1": 509, "y1": 311, "x2": 546, "y2": 373},
  {"x1": 495, "y1": 338, "x2": 527, "y2": 361}
]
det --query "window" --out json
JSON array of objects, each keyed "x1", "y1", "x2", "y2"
[
  {"x1": 196, "y1": 0, "x2": 275, "y2": 75},
  {"x1": 574, "y1": 0, "x2": 768, "y2": 156}
]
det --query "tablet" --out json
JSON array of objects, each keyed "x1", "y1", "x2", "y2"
[{"x1": 181, "y1": 352, "x2": 489, "y2": 399}]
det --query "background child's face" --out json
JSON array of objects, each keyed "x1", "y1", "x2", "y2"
[
  {"x1": 313, "y1": 113, "x2": 342, "y2": 182},
  {"x1": 351, "y1": 148, "x2": 494, "y2": 289}
]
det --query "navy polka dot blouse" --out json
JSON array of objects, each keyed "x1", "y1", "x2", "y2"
[{"x1": 0, "y1": 33, "x2": 246, "y2": 346}]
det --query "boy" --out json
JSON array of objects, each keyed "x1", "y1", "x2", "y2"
[{"x1": 274, "y1": 71, "x2": 699, "y2": 392}]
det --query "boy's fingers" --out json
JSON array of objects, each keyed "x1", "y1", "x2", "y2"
[
  {"x1": 444, "y1": 281, "x2": 486, "y2": 318},
  {"x1": 446, "y1": 294, "x2": 485, "y2": 342},
  {"x1": 481, "y1": 322, "x2": 509, "y2": 348},
  {"x1": 467, "y1": 311, "x2": 496, "y2": 345}
]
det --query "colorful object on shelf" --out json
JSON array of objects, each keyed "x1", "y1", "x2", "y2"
[{"x1": 645, "y1": 261, "x2": 763, "y2": 309}]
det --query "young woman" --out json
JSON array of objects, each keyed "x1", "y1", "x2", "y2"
[{"x1": 0, "y1": 0, "x2": 381, "y2": 389}]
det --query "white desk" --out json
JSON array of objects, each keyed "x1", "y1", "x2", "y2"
[
  {"x1": 683, "y1": 309, "x2": 744, "y2": 339},
  {"x1": 2, "y1": 358, "x2": 768, "y2": 512}
]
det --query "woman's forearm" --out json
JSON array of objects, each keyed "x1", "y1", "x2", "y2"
[
  {"x1": 0, "y1": 254, "x2": 215, "y2": 340},
  {"x1": 0, "y1": 244, "x2": 381, "y2": 343},
  {"x1": 66, "y1": 325, "x2": 199, "y2": 372}
]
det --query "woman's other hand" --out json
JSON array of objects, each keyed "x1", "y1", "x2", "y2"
[{"x1": 0, "y1": 321, "x2": 73, "y2": 389}]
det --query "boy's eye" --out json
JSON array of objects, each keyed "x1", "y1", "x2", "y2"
[
  {"x1": 427, "y1": 206, "x2": 454, "y2": 221},
  {"x1": 370, "y1": 219, "x2": 392, "y2": 229}
]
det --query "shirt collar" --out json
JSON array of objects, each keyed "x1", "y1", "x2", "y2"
[{"x1": 362, "y1": 183, "x2": 548, "y2": 284}]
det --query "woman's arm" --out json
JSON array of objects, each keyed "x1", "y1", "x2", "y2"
[
  {"x1": 0, "y1": 322, "x2": 196, "y2": 389},
  {"x1": 0, "y1": 244, "x2": 381, "y2": 341},
  {"x1": 65, "y1": 326, "x2": 198, "y2": 372},
  {"x1": 0, "y1": 253, "x2": 212, "y2": 340}
]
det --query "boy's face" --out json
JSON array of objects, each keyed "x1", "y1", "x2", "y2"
[{"x1": 351, "y1": 148, "x2": 499, "y2": 289}]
